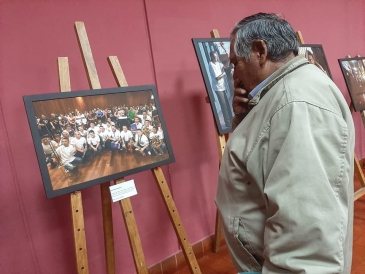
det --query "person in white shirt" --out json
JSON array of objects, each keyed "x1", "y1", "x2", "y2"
[
  {"x1": 208, "y1": 51, "x2": 233, "y2": 128},
  {"x1": 138, "y1": 111, "x2": 152, "y2": 125},
  {"x1": 87, "y1": 130, "x2": 102, "y2": 154},
  {"x1": 131, "y1": 117, "x2": 143, "y2": 132},
  {"x1": 87, "y1": 122, "x2": 99, "y2": 134},
  {"x1": 71, "y1": 131, "x2": 87, "y2": 158},
  {"x1": 41, "y1": 135, "x2": 58, "y2": 169},
  {"x1": 105, "y1": 125, "x2": 121, "y2": 150},
  {"x1": 97, "y1": 126, "x2": 109, "y2": 149},
  {"x1": 104, "y1": 121, "x2": 113, "y2": 135},
  {"x1": 55, "y1": 138, "x2": 82, "y2": 172},
  {"x1": 120, "y1": 125, "x2": 134, "y2": 152},
  {"x1": 77, "y1": 126, "x2": 88, "y2": 139},
  {"x1": 142, "y1": 120, "x2": 153, "y2": 132},
  {"x1": 60, "y1": 130, "x2": 74, "y2": 145},
  {"x1": 134, "y1": 129, "x2": 151, "y2": 156},
  {"x1": 149, "y1": 126, "x2": 166, "y2": 155}
]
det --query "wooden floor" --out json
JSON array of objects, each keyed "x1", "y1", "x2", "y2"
[
  {"x1": 49, "y1": 148, "x2": 169, "y2": 190},
  {"x1": 174, "y1": 173, "x2": 365, "y2": 274}
]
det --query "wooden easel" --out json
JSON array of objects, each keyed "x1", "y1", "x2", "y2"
[
  {"x1": 346, "y1": 55, "x2": 365, "y2": 201},
  {"x1": 297, "y1": 31, "x2": 365, "y2": 201},
  {"x1": 204, "y1": 29, "x2": 229, "y2": 253},
  {"x1": 63, "y1": 21, "x2": 201, "y2": 274},
  {"x1": 58, "y1": 57, "x2": 90, "y2": 274}
]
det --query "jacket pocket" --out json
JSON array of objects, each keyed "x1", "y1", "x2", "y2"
[{"x1": 229, "y1": 216, "x2": 263, "y2": 272}]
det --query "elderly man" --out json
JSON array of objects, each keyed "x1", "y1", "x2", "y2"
[{"x1": 216, "y1": 13, "x2": 355, "y2": 274}]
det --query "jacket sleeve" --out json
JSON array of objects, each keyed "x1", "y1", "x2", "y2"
[{"x1": 261, "y1": 101, "x2": 353, "y2": 274}]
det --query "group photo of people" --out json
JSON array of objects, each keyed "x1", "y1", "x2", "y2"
[
  {"x1": 32, "y1": 90, "x2": 171, "y2": 191},
  {"x1": 193, "y1": 39, "x2": 234, "y2": 133}
]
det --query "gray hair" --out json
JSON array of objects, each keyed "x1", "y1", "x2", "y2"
[{"x1": 230, "y1": 13, "x2": 299, "y2": 61}]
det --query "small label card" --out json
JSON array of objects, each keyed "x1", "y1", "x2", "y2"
[{"x1": 109, "y1": 180, "x2": 137, "y2": 202}]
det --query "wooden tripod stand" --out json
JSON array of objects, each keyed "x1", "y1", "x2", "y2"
[{"x1": 61, "y1": 21, "x2": 201, "y2": 274}]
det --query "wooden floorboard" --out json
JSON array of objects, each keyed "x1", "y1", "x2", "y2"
[{"x1": 49, "y1": 149, "x2": 169, "y2": 191}]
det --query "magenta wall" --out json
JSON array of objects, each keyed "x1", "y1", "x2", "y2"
[{"x1": 1, "y1": 0, "x2": 364, "y2": 273}]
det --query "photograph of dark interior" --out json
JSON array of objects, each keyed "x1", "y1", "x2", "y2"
[
  {"x1": 339, "y1": 57, "x2": 365, "y2": 111},
  {"x1": 26, "y1": 87, "x2": 173, "y2": 198},
  {"x1": 192, "y1": 38, "x2": 234, "y2": 134},
  {"x1": 298, "y1": 44, "x2": 333, "y2": 79}
]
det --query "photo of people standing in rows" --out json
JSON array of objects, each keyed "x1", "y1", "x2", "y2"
[{"x1": 31, "y1": 89, "x2": 172, "y2": 192}]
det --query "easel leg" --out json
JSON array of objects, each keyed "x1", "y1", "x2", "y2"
[
  {"x1": 100, "y1": 182, "x2": 116, "y2": 274},
  {"x1": 213, "y1": 132, "x2": 228, "y2": 252},
  {"x1": 152, "y1": 167, "x2": 202, "y2": 274},
  {"x1": 213, "y1": 210, "x2": 223, "y2": 253},
  {"x1": 354, "y1": 153, "x2": 365, "y2": 200},
  {"x1": 71, "y1": 191, "x2": 89, "y2": 274},
  {"x1": 115, "y1": 179, "x2": 148, "y2": 274}
]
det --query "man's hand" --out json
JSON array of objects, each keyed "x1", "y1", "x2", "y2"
[{"x1": 232, "y1": 78, "x2": 251, "y2": 129}]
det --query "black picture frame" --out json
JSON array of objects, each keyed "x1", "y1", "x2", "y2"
[
  {"x1": 23, "y1": 85, "x2": 175, "y2": 198},
  {"x1": 192, "y1": 38, "x2": 234, "y2": 135},
  {"x1": 338, "y1": 56, "x2": 365, "y2": 112},
  {"x1": 298, "y1": 44, "x2": 333, "y2": 80},
  {"x1": 192, "y1": 39, "x2": 333, "y2": 134}
]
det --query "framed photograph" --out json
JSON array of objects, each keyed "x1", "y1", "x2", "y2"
[
  {"x1": 192, "y1": 39, "x2": 332, "y2": 134},
  {"x1": 338, "y1": 56, "x2": 365, "y2": 111},
  {"x1": 23, "y1": 85, "x2": 175, "y2": 198},
  {"x1": 298, "y1": 44, "x2": 333, "y2": 79},
  {"x1": 192, "y1": 38, "x2": 234, "y2": 135}
]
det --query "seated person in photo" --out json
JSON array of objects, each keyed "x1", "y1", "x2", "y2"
[
  {"x1": 38, "y1": 114, "x2": 53, "y2": 136},
  {"x1": 49, "y1": 113, "x2": 62, "y2": 135},
  {"x1": 75, "y1": 111, "x2": 87, "y2": 126},
  {"x1": 116, "y1": 109, "x2": 129, "y2": 129},
  {"x1": 87, "y1": 122, "x2": 98, "y2": 134},
  {"x1": 127, "y1": 106, "x2": 136, "y2": 124},
  {"x1": 78, "y1": 125, "x2": 88, "y2": 139},
  {"x1": 149, "y1": 126, "x2": 166, "y2": 155},
  {"x1": 142, "y1": 120, "x2": 153, "y2": 132},
  {"x1": 87, "y1": 130, "x2": 102, "y2": 154},
  {"x1": 131, "y1": 117, "x2": 143, "y2": 132},
  {"x1": 41, "y1": 135, "x2": 58, "y2": 169},
  {"x1": 95, "y1": 108, "x2": 105, "y2": 122},
  {"x1": 97, "y1": 126, "x2": 109, "y2": 149},
  {"x1": 104, "y1": 121, "x2": 113, "y2": 134},
  {"x1": 65, "y1": 124, "x2": 75, "y2": 137},
  {"x1": 59, "y1": 114, "x2": 69, "y2": 130},
  {"x1": 71, "y1": 131, "x2": 87, "y2": 158},
  {"x1": 53, "y1": 133, "x2": 62, "y2": 146},
  {"x1": 105, "y1": 125, "x2": 121, "y2": 150},
  {"x1": 54, "y1": 138, "x2": 82, "y2": 173},
  {"x1": 60, "y1": 130, "x2": 74, "y2": 145},
  {"x1": 68, "y1": 113, "x2": 77, "y2": 129},
  {"x1": 120, "y1": 125, "x2": 134, "y2": 152},
  {"x1": 138, "y1": 111, "x2": 151, "y2": 126},
  {"x1": 86, "y1": 110, "x2": 97, "y2": 126},
  {"x1": 134, "y1": 129, "x2": 151, "y2": 156}
]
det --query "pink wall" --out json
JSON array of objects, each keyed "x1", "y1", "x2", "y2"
[{"x1": 1, "y1": 0, "x2": 364, "y2": 273}]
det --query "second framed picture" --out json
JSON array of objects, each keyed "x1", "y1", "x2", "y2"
[
  {"x1": 192, "y1": 38, "x2": 333, "y2": 134},
  {"x1": 338, "y1": 56, "x2": 365, "y2": 112}
]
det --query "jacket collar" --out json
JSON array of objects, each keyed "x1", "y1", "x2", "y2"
[{"x1": 249, "y1": 56, "x2": 309, "y2": 106}]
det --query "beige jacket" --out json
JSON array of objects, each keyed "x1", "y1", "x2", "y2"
[{"x1": 216, "y1": 56, "x2": 355, "y2": 273}]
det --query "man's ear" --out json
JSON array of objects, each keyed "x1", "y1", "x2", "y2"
[{"x1": 252, "y1": 40, "x2": 267, "y2": 66}]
